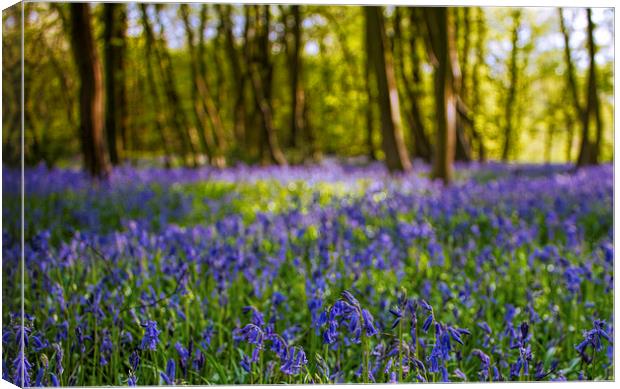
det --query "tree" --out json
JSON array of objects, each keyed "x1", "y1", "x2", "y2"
[
  {"x1": 141, "y1": 4, "x2": 199, "y2": 167},
  {"x1": 217, "y1": 4, "x2": 247, "y2": 153},
  {"x1": 423, "y1": 7, "x2": 457, "y2": 184},
  {"x1": 501, "y1": 10, "x2": 522, "y2": 162},
  {"x1": 558, "y1": 9, "x2": 580, "y2": 162},
  {"x1": 69, "y1": 3, "x2": 109, "y2": 178},
  {"x1": 454, "y1": 7, "x2": 472, "y2": 162},
  {"x1": 471, "y1": 7, "x2": 487, "y2": 161},
  {"x1": 365, "y1": 6, "x2": 412, "y2": 173},
  {"x1": 392, "y1": 7, "x2": 432, "y2": 163},
  {"x1": 364, "y1": 25, "x2": 378, "y2": 162},
  {"x1": 576, "y1": 9, "x2": 603, "y2": 167},
  {"x1": 285, "y1": 5, "x2": 306, "y2": 149},
  {"x1": 247, "y1": 5, "x2": 288, "y2": 166},
  {"x1": 180, "y1": 4, "x2": 226, "y2": 166},
  {"x1": 103, "y1": 3, "x2": 127, "y2": 165}
]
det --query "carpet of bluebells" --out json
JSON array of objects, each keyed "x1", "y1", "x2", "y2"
[{"x1": 1, "y1": 161, "x2": 614, "y2": 385}]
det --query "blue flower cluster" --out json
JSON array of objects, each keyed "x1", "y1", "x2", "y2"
[{"x1": 1, "y1": 162, "x2": 613, "y2": 384}]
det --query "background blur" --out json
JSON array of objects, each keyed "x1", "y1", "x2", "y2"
[{"x1": 2, "y1": 2, "x2": 614, "y2": 171}]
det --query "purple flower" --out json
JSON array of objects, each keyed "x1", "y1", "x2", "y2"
[
  {"x1": 361, "y1": 309, "x2": 378, "y2": 337},
  {"x1": 160, "y1": 358, "x2": 175, "y2": 385},
  {"x1": 129, "y1": 351, "x2": 140, "y2": 371},
  {"x1": 140, "y1": 320, "x2": 161, "y2": 351}
]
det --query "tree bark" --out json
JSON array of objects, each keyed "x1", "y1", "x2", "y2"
[
  {"x1": 248, "y1": 5, "x2": 288, "y2": 166},
  {"x1": 139, "y1": 5, "x2": 172, "y2": 167},
  {"x1": 392, "y1": 7, "x2": 432, "y2": 163},
  {"x1": 287, "y1": 5, "x2": 305, "y2": 149},
  {"x1": 364, "y1": 32, "x2": 377, "y2": 162},
  {"x1": 501, "y1": 10, "x2": 522, "y2": 162},
  {"x1": 365, "y1": 6, "x2": 412, "y2": 173},
  {"x1": 198, "y1": 5, "x2": 228, "y2": 164},
  {"x1": 577, "y1": 9, "x2": 603, "y2": 167},
  {"x1": 151, "y1": 5, "x2": 199, "y2": 167},
  {"x1": 180, "y1": 4, "x2": 216, "y2": 165},
  {"x1": 69, "y1": 3, "x2": 110, "y2": 178},
  {"x1": 103, "y1": 3, "x2": 127, "y2": 166},
  {"x1": 217, "y1": 4, "x2": 247, "y2": 151},
  {"x1": 454, "y1": 7, "x2": 472, "y2": 162},
  {"x1": 471, "y1": 7, "x2": 487, "y2": 162},
  {"x1": 423, "y1": 7, "x2": 457, "y2": 184}
]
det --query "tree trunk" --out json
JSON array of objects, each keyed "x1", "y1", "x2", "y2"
[
  {"x1": 139, "y1": 5, "x2": 172, "y2": 167},
  {"x1": 152, "y1": 5, "x2": 199, "y2": 167},
  {"x1": 103, "y1": 3, "x2": 127, "y2": 166},
  {"x1": 577, "y1": 9, "x2": 602, "y2": 167},
  {"x1": 423, "y1": 7, "x2": 457, "y2": 184},
  {"x1": 248, "y1": 5, "x2": 288, "y2": 166},
  {"x1": 69, "y1": 3, "x2": 109, "y2": 179},
  {"x1": 393, "y1": 7, "x2": 432, "y2": 163},
  {"x1": 217, "y1": 4, "x2": 247, "y2": 152},
  {"x1": 364, "y1": 37, "x2": 377, "y2": 162},
  {"x1": 198, "y1": 5, "x2": 228, "y2": 165},
  {"x1": 365, "y1": 6, "x2": 412, "y2": 173},
  {"x1": 471, "y1": 7, "x2": 487, "y2": 162},
  {"x1": 501, "y1": 10, "x2": 522, "y2": 162},
  {"x1": 180, "y1": 4, "x2": 215, "y2": 165},
  {"x1": 287, "y1": 5, "x2": 305, "y2": 149},
  {"x1": 454, "y1": 7, "x2": 472, "y2": 162}
]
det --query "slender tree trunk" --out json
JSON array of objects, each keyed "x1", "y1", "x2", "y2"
[
  {"x1": 501, "y1": 10, "x2": 522, "y2": 162},
  {"x1": 103, "y1": 3, "x2": 127, "y2": 166},
  {"x1": 153, "y1": 5, "x2": 199, "y2": 167},
  {"x1": 364, "y1": 41, "x2": 377, "y2": 161},
  {"x1": 218, "y1": 4, "x2": 247, "y2": 151},
  {"x1": 471, "y1": 7, "x2": 487, "y2": 162},
  {"x1": 180, "y1": 4, "x2": 213, "y2": 165},
  {"x1": 198, "y1": 5, "x2": 228, "y2": 165},
  {"x1": 559, "y1": 8, "x2": 581, "y2": 164},
  {"x1": 393, "y1": 7, "x2": 432, "y2": 163},
  {"x1": 423, "y1": 7, "x2": 457, "y2": 184},
  {"x1": 248, "y1": 5, "x2": 287, "y2": 166},
  {"x1": 287, "y1": 5, "x2": 305, "y2": 149},
  {"x1": 564, "y1": 105, "x2": 575, "y2": 162},
  {"x1": 454, "y1": 8, "x2": 472, "y2": 162},
  {"x1": 365, "y1": 6, "x2": 412, "y2": 173},
  {"x1": 577, "y1": 9, "x2": 603, "y2": 166},
  {"x1": 139, "y1": 5, "x2": 172, "y2": 167},
  {"x1": 69, "y1": 3, "x2": 109, "y2": 178}
]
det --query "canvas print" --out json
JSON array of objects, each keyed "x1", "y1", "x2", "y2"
[{"x1": 1, "y1": 1, "x2": 614, "y2": 386}]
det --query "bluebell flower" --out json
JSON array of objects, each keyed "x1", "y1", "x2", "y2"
[
  {"x1": 242, "y1": 306, "x2": 265, "y2": 327},
  {"x1": 575, "y1": 319, "x2": 611, "y2": 363},
  {"x1": 361, "y1": 309, "x2": 378, "y2": 336},
  {"x1": 280, "y1": 346, "x2": 308, "y2": 375},
  {"x1": 160, "y1": 358, "x2": 175, "y2": 385},
  {"x1": 477, "y1": 322, "x2": 492, "y2": 335},
  {"x1": 100, "y1": 330, "x2": 113, "y2": 366},
  {"x1": 35, "y1": 367, "x2": 44, "y2": 387},
  {"x1": 341, "y1": 290, "x2": 361, "y2": 308},
  {"x1": 50, "y1": 373, "x2": 60, "y2": 387},
  {"x1": 13, "y1": 350, "x2": 32, "y2": 387},
  {"x1": 175, "y1": 341, "x2": 190, "y2": 375},
  {"x1": 471, "y1": 349, "x2": 491, "y2": 380},
  {"x1": 129, "y1": 351, "x2": 140, "y2": 371},
  {"x1": 389, "y1": 306, "x2": 402, "y2": 329},
  {"x1": 454, "y1": 368, "x2": 466, "y2": 380},
  {"x1": 127, "y1": 373, "x2": 137, "y2": 386},
  {"x1": 200, "y1": 324, "x2": 215, "y2": 349},
  {"x1": 193, "y1": 350, "x2": 205, "y2": 371},
  {"x1": 240, "y1": 353, "x2": 252, "y2": 373},
  {"x1": 52, "y1": 343, "x2": 64, "y2": 375},
  {"x1": 140, "y1": 320, "x2": 160, "y2": 351}
]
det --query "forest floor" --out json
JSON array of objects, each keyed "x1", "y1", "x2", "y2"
[{"x1": 1, "y1": 161, "x2": 613, "y2": 385}]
